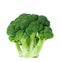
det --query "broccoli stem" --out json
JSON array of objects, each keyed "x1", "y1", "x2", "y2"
[
  {"x1": 20, "y1": 39, "x2": 29, "y2": 51},
  {"x1": 30, "y1": 33, "x2": 36, "y2": 52},
  {"x1": 20, "y1": 39, "x2": 29, "y2": 57},
  {"x1": 15, "y1": 42, "x2": 22, "y2": 57},
  {"x1": 31, "y1": 39, "x2": 44, "y2": 57}
]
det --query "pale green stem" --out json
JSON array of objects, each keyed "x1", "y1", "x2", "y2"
[
  {"x1": 31, "y1": 39, "x2": 44, "y2": 57},
  {"x1": 30, "y1": 33, "x2": 36, "y2": 52},
  {"x1": 15, "y1": 42, "x2": 22, "y2": 57},
  {"x1": 20, "y1": 38, "x2": 29, "y2": 57}
]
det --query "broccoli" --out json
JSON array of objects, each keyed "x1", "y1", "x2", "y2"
[{"x1": 7, "y1": 13, "x2": 54, "y2": 58}]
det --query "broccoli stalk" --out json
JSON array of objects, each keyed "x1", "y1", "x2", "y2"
[
  {"x1": 7, "y1": 13, "x2": 54, "y2": 58},
  {"x1": 31, "y1": 39, "x2": 44, "y2": 57},
  {"x1": 15, "y1": 42, "x2": 22, "y2": 57}
]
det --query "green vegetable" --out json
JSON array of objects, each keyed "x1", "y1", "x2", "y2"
[{"x1": 7, "y1": 13, "x2": 54, "y2": 58}]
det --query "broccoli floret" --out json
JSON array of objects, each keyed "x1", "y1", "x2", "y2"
[{"x1": 7, "y1": 13, "x2": 54, "y2": 58}]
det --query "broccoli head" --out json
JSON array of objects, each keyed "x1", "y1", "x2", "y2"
[{"x1": 7, "y1": 13, "x2": 54, "y2": 58}]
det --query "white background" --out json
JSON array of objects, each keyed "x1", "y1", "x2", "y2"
[{"x1": 0, "y1": 0, "x2": 60, "y2": 62}]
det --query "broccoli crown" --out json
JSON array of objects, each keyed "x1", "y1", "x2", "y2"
[
  {"x1": 7, "y1": 13, "x2": 53, "y2": 41},
  {"x1": 7, "y1": 13, "x2": 54, "y2": 58}
]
